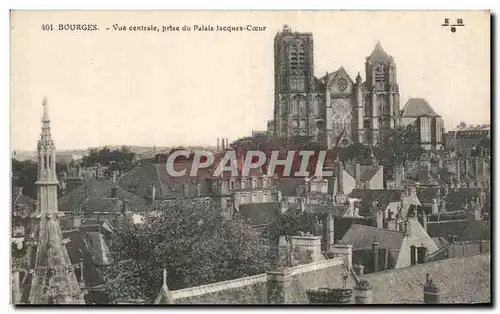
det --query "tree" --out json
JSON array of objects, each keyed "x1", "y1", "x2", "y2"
[
  {"x1": 261, "y1": 208, "x2": 316, "y2": 242},
  {"x1": 374, "y1": 125, "x2": 424, "y2": 166},
  {"x1": 12, "y1": 159, "x2": 67, "y2": 199},
  {"x1": 103, "y1": 198, "x2": 274, "y2": 303}
]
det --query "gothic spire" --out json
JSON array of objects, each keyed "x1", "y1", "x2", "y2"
[{"x1": 27, "y1": 97, "x2": 85, "y2": 304}]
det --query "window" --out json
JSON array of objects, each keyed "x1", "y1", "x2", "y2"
[
  {"x1": 289, "y1": 45, "x2": 298, "y2": 67},
  {"x1": 374, "y1": 64, "x2": 385, "y2": 82},
  {"x1": 252, "y1": 178, "x2": 257, "y2": 189},
  {"x1": 230, "y1": 181, "x2": 235, "y2": 190},
  {"x1": 298, "y1": 44, "x2": 306, "y2": 66},
  {"x1": 241, "y1": 195, "x2": 247, "y2": 204},
  {"x1": 313, "y1": 96, "x2": 322, "y2": 115},
  {"x1": 241, "y1": 178, "x2": 246, "y2": 189}
]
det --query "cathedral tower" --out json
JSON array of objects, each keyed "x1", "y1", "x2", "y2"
[
  {"x1": 273, "y1": 24, "x2": 316, "y2": 139},
  {"x1": 27, "y1": 98, "x2": 84, "y2": 304},
  {"x1": 363, "y1": 42, "x2": 400, "y2": 145}
]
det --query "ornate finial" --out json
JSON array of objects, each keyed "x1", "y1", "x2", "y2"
[
  {"x1": 42, "y1": 97, "x2": 50, "y2": 122},
  {"x1": 163, "y1": 268, "x2": 167, "y2": 286},
  {"x1": 356, "y1": 72, "x2": 362, "y2": 84}
]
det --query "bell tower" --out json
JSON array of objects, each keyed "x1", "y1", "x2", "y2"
[
  {"x1": 27, "y1": 98, "x2": 85, "y2": 304},
  {"x1": 273, "y1": 24, "x2": 315, "y2": 139},
  {"x1": 364, "y1": 42, "x2": 400, "y2": 145}
]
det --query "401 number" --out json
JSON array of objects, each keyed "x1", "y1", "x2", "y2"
[{"x1": 41, "y1": 24, "x2": 53, "y2": 31}]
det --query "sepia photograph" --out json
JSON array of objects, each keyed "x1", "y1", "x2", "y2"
[{"x1": 9, "y1": 10, "x2": 491, "y2": 305}]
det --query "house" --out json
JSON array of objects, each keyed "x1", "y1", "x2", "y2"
[
  {"x1": 58, "y1": 178, "x2": 147, "y2": 225},
  {"x1": 338, "y1": 218, "x2": 438, "y2": 272}
]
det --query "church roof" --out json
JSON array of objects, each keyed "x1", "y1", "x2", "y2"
[
  {"x1": 401, "y1": 98, "x2": 440, "y2": 118},
  {"x1": 367, "y1": 42, "x2": 392, "y2": 62}
]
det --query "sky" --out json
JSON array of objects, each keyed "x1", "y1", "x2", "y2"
[{"x1": 11, "y1": 11, "x2": 490, "y2": 151}]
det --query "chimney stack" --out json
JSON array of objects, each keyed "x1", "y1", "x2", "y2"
[
  {"x1": 73, "y1": 212, "x2": 82, "y2": 228},
  {"x1": 354, "y1": 280, "x2": 373, "y2": 304},
  {"x1": 111, "y1": 187, "x2": 118, "y2": 198},
  {"x1": 323, "y1": 213, "x2": 335, "y2": 252},
  {"x1": 410, "y1": 245, "x2": 417, "y2": 265},
  {"x1": 196, "y1": 182, "x2": 201, "y2": 197},
  {"x1": 355, "y1": 163, "x2": 361, "y2": 189},
  {"x1": 417, "y1": 211, "x2": 428, "y2": 232},
  {"x1": 423, "y1": 274, "x2": 440, "y2": 304},
  {"x1": 417, "y1": 244, "x2": 428, "y2": 264},
  {"x1": 280, "y1": 198, "x2": 288, "y2": 214},
  {"x1": 353, "y1": 263, "x2": 365, "y2": 276},
  {"x1": 217, "y1": 138, "x2": 220, "y2": 153},
  {"x1": 372, "y1": 237, "x2": 379, "y2": 273},
  {"x1": 151, "y1": 184, "x2": 156, "y2": 205}
]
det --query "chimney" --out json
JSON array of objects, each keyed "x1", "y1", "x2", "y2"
[
  {"x1": 353, "y1": 263, "x2": 365, "y2": 276},
  {"x1": 221, "y1": 138, "x2": 225, "y2": 151},
  {"x1": 290, "y1": 235, "x2": 323, "y2": 263},
  {"x1": 410, "y1": 245, "x2": 417, "y2": 265},
  {"x1": 73, "y1": 214, "x2": 82, "y2": 228},
  {"x1": 417, "y1": 244, "x2": 428, "y2": 264},
  {"x1": 354, "y1": 280, "x2": 373, "y2": 304},
  {"x1": 423, "y1": 274, "x2": 440, "y2": 304},
  {"x1": 372, "y1": 237, "x2": 379, "y2": 273},
  {"x1": 330, "y1": 244, "x2": 353, "y2": 269},
  {"x1": 280, "y1": 198, "x2": 288, "y2": 214},
  {"x1": 196, "y1": 182, "x2": 201, "y2": 197},
  {"x1": 122, "y1": 199, "x2": 131, "y2": 216},
  {"x1": 112, "y1": 172, "x2": 116, "y2": 184},
  {"x1": 226, "y1": 138, "x2": 229, "y2": 149},
  {"x1": 354, "y1": 163, "x2": 361, "y2": 189},
  {"x1": 323, "y1": 213, "x2": 335, "y2": 252},
  {"x1": 394, "y1": 165, "x2": 404, "y2": 189},
  {"x1": 431, "y1": 198, "x2": 439, "y2": 214},
  {"x1": 313, "y1": 219, "x2": 324, "y2": 237},
  {"x1": 111, "y1": 187, "x2": 118, "y2": 198},
  {"x1": 417, "y1": 211, "x2": 428, "y2": 232},
  {"x1": 267, "y1": 268, "x2": 292, "y2": 304},
  {"x1": 338, "y1": 161, "x2": 344, "y2": 195},
  {"x1": 217, "y1": 137, "x2": 220, "y2": 153}
]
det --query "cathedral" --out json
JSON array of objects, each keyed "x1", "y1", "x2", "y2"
[{"x1": 269, "y1": 24, "x2": 438, "y2": 149}]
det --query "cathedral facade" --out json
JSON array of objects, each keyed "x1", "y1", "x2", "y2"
[{"x1": 269, "y1": 24, "x2": 402, "y2": 148}]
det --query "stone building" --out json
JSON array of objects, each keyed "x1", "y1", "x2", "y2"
[
  {"x1": 400, "y1": 98, "x2": 444, "y2": 150},
  {"x1": 270, "y1": 25, "x2": 402, "y2": 147}
]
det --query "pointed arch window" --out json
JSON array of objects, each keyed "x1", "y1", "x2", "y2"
[
  {"x1": 313, "y1": 96, "x2": 322, "y2": 115},
  {"x1": 374, "y1": 64, "x2": 386, "y2": 82},
  {"x1": 48, "y1": 154, "x2": 52, "y2": 169},
  {"x1": 289, "y1": 44, "x2": 298, "y2": 67}
]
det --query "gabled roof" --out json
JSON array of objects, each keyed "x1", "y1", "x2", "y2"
[
  {"x1": 361, "y1": 253, "x2": 491, "y2": 304},
  {"x1": 348, "y1": 189, "x2": 402, "y2": 215},
  {"x1": 367, "y1": 42, "x2": 392, "y2": 62},
  {"x1": 118, "y1": 161, "x2": 225, "y2": 200},
  {"x1": 339, "y1": 224, "x2": 406, "y2": 251},
  {"x1": 427, "y1": 220, "x2": 490, "y2": 241},
  {"x1": 401, "y1": 98, "x2": 439, "y2": 118}
]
